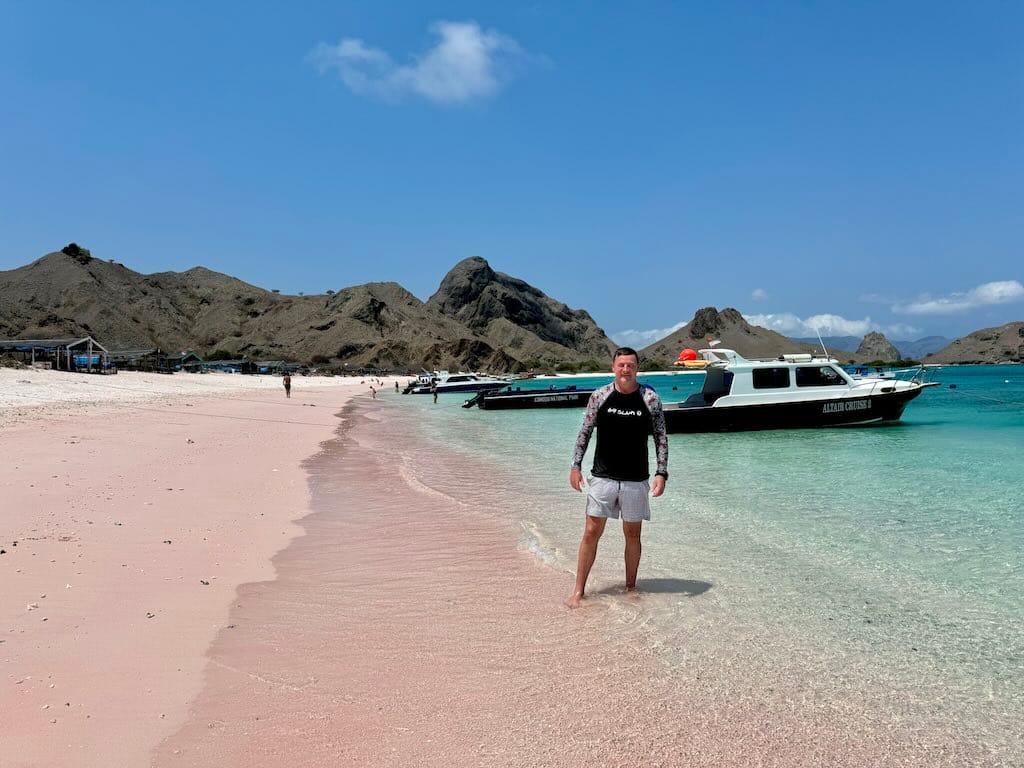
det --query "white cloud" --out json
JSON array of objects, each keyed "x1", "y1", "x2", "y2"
[
  {"x1": 893, "y1": 280, "x2": 1024, "y2": 315},
  {"x1": 751, "y1": 288, "x2": 768, "y2": 301},
  {"x1": 742, "y1": 312, "x2": 874, "y2": 338},
  {"x1": 310, "y1": 21, "x2": 527, "y2": 105},
  {"x1": 884, "y1": 323, "x2": 924, "y2": 339},
  {"x1": 615, "y1": 312, "x2": 927, "y2": 347},
  {"x1": 612, "y1": 321, "x2": 687, "y2": 348}
]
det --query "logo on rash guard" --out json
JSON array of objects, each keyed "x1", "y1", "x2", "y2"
[{"x1": 607, "y1": 408, "x2": 642, "y2": 417}]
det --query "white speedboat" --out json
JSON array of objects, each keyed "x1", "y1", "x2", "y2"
[
  {"x1": 406, "y1": 371, "x2": 510, "y2": 395},
  {"x1": 663, "y1": 349, "x2": 940, "y2": 433}
]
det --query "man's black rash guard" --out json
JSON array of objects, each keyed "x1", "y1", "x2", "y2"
[{"x1": 571, "y1": 383, "x2": 669, "y2": 482}]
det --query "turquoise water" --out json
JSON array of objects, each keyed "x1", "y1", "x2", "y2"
[{"x1": 384, "y1": 366, "x2": 1024, "y2": 759}]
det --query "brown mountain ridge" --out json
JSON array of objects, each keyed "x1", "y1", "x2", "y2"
[
  {"x1": 0, "y1": 246, "x2": 616, "y2": 372},
  {"x1": 641, "y1": 307, "x2": 832, "y2": 361},
  {"x1": 2, "y1": 245, "x2": 1020, "y2": 369}
]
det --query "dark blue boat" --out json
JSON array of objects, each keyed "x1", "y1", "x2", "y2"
[{"x1": 463, "y1": 384, "x2": 595, "y2": 410}]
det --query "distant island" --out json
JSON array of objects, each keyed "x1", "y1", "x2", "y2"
[{"x1": 1, "y1": 244, "x2": 1021, "y2": 371}]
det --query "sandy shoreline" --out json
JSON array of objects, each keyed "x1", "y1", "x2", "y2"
[
  {"x1": 4, "y1": 369, "x2": 1011, "y2": 766},
  {"x1": 153, "y1": 397, "x2": 999, "y2": 767},
  {"x1": 0, "y1": 369, "x2": 400, "y2": 768}
]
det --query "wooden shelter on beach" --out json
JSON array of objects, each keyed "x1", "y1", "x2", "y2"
[
  {"x1": 108, "y1": 349, "x2": 203, "y2": 373},
  {"x1": 0, "y1": 336, "x2": 112, "y2": 373},
  {"x1": 203, "y1": 359, "x2": 258, "y2": 374}
]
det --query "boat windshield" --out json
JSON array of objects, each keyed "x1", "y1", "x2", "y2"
[{"x1": 701, "y1": 367, "x2": 734, "y2": 402}]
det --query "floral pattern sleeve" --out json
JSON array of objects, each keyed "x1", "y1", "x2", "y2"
[
  {"x1": 643, "y1": 387, "x2": 669, "y2": 477},
  {"x1": 571, "y1": 384, "x2": 613, "y2": 470}
]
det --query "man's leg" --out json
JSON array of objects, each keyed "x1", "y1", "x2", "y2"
[
  {"x1": 623, "y1": 521, "x2": 642, "y2": 591},
  {"x1": 567, "y1": 515, "x2": 607, "y2": 608}
]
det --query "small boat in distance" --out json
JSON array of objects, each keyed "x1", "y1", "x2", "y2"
[
  {"x1": 462, "y1": 384, "x2": 595, "y2": 409},
  {"x1": 663, "y1": 348, "x2": 940, "y2": 433},
  {"x1": 404, "y1": 371, "x2": 510, "y2": 395}
]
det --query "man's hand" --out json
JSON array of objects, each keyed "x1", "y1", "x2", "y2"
[
  {"x1": 652, "y1": 475, "x2": 666, "y2": 497},
  {"x1": 569, "y1": 467, "x2": 585, "y2": 492}
]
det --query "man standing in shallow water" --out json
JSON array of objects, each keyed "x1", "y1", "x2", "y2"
[{"x1": 567, "y1": 347, "x2": 668, "y2": 608}]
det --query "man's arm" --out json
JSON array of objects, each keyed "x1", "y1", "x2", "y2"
[
  {"x1": 644, "y1": 388, "x2": 669, "y2": 496},
  {"x1": 569, "y1": 387, "x2": 607, "y2": 491}
]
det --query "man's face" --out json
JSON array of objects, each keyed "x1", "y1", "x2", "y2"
[{"x1": 612, "y1": 354, "x2": 639, "y2": 389}]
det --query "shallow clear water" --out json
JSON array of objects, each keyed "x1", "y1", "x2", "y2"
[{"x1": 385, "y1": 366, "x2": 1024, "y2": 760}]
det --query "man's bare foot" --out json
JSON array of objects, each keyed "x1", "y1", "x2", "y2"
[{"x1": 565, "y1": 592, "x2": 584, "y2": 609}]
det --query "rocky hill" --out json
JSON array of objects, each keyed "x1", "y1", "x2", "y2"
[
  {"x1": 0, "y1": 245, "x2": 616, "y2": 372},
  {"x1": 3, "y1": 245, "x2": 1019, "y2": 369},
  {"x1": 925, "y1": 322, "x2": 1024, "y2": 364},
  {"x1": 794, "y1": 335, "x2": 951, "y2": 359},
  {"x1": 426, "y1": 257, "x2": 616, "y2": 364},
  {"x1": 641, "y1": 307, "x2": 829, "y2": 361},
  {"x1": 648, "y1": 312, "x2": 998, "y2": 365},
  {"x1": 855, "y1": 332, "x2": 902, "y2": 362}
]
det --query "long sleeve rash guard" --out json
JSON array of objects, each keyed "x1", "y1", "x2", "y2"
[{"x1": 571, "y1": 383, "x2": 669, "y2": 481}]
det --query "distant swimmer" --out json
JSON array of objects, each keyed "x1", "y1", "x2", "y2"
[
  {"x1": 282, "y1": 373, "x2": 292, "y2": 398},
  {"x1": 566, "y1": 347, "x2": 668, "y2": 608}
]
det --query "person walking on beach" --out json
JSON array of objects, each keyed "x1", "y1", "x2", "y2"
[
  {"x1": 282, "y1": 373, "x2": 291, "y2": 398},
  {"x1": 431, "y1": 382, "x2": 438, "y2": 403},
  {"x1": 567, "y1": 347, "x2": 668, "y2": 608}
]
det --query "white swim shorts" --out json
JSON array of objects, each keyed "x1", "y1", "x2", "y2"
[{"x1": 585, "y1": 476, "x2": 651, "y2": 522}]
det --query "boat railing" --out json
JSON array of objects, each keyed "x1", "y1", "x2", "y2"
[
  {"x1": 699, "y1": 348, "x2": 838, "y2": 365},
  {"x1": 910, "y1": 364, "x2": 942, "y2": 384},
  {"x1": 849, "y1": 364, "x2": 942, "y2": 389}
]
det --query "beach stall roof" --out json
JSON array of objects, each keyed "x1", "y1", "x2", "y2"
[
  {"x1": 0, "y1": 336, "x2": 108, "y2": 351},
  {"x1": 108, "y1": 347, "x2": 200, "y2": 373},
  {"x1": 0, "y1": 336, "x2": 111, "y2": 372},
  {"x1": 204, "y1": 359, "x2": 258, "y2": 374},
  {"x1": 166, "y1": 351, "x2": 204, "y2": 370},
  {"x1": 256, "y1": 360, "x2": 306, "y2": 374},
  {"x1": 108, "y1": 347, "x2": 160, "y2": 360}
]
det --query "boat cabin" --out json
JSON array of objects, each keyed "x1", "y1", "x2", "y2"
[{"x1": 686, "y1": 349, "x2": 857, "y2": 406}]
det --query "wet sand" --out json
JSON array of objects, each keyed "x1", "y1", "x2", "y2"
[{"x1": 150, "y1": 399, "x2": 997, "y2": 767}]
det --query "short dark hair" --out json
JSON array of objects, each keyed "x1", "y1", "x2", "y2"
[{"x1": 613, "y1": 347, "x2": 639, "y2": 363}]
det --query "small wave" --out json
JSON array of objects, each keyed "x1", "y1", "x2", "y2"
[
  {"x1": 519, "y1": 520, "x2": 564, "y2": 568},
  {"x1": 395, "y1": 461, "x2": 472, "y2": 510}
]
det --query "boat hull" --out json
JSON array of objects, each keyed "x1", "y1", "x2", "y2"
[
  {"x1": 663, "y1": 387, "x2": 925, "y2": 433},
  {"x1": 473, "y1": 388, "x2": 594, "y2": 410}
]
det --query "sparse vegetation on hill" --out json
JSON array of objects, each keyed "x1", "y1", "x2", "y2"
[
  {"x1": 61, "y1": 242, "x2": 92, "y2": 264},
  {"x1": 925, "y1": 322, "x2": 1024, "y2": 364},
  {"x1": 1, "y1": 247, "x2": 1019, "y2": 369},
  {"x1": 0, "y1": 248, "x2": 617, "y2": 373}
]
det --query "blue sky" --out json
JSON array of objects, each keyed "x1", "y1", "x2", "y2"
[{"x1": 1, "y1": 1, "x2": 1021, "y2": 345}]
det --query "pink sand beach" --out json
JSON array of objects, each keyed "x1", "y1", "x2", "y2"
[
  {"x1": 1, "y1": 370, "x2": 390, "y2": 767},
  {"x1": 2, "y1": 368, "x2": 1005, "y2": 767}
]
